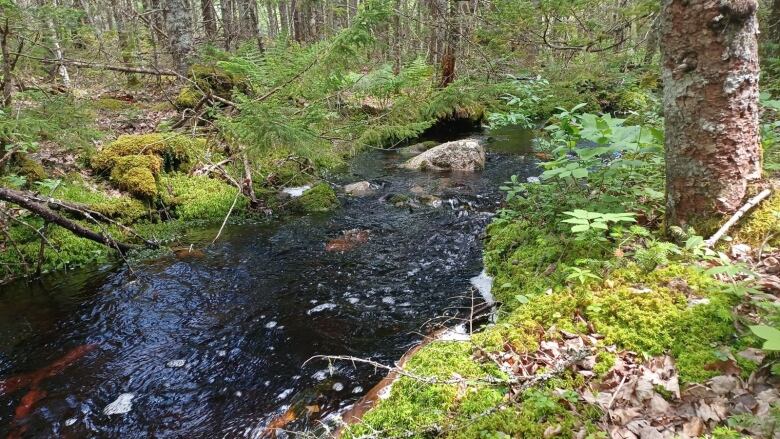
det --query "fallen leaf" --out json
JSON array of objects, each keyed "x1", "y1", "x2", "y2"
[{"x1": 681, "y1": 417, "x2": 704, "y2": 438}]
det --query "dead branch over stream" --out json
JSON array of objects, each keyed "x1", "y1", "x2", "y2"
[{"x1": 0, "y1": 187, "x2": 157, "y2": 254}]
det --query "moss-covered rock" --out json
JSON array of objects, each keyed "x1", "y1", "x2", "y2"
[
  {"x1": 292, "y1": 183, "x2": 339, "y2": 213},
  {"x1": 12, "y1": 154, "x2": 47, "y2": 183},
  {"x1": 175, "y1": 87, "x2": 202, "y2": 109},
  {"x1": 175, "y1": 64, "x2": 246, "y2": 109},
  {"x1": 91, "y1": 133, "x2": 205, "y2": 198}
]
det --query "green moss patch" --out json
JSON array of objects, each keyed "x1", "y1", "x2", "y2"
[
  {"x1": 160, "y1": 174, "x2": 247, "y2": 221},
  {"x1": 91, "y1": 133, "x2": 206, "y2": 198},
  {"x1": 291, "y1": 183, "x2": 339, "y2": 213}
]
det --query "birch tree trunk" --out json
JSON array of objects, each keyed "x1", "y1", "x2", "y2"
[{"x1": 661, "y1": 0, "x2": 762, "y2": 231}]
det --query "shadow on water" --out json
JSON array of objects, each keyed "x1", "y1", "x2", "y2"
[{"x1": 0, "y1": 127, "x2": 537, "y2": 438}]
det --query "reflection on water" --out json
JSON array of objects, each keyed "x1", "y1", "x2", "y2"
[{"x1": 0, "y1": 128, "x2": 536, "y2": 438}]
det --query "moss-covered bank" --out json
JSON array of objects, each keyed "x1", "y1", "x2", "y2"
[{"x1": 344, "y1": 181, "x2": 773, "y2": 438}]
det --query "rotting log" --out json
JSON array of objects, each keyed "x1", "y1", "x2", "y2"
[{"x1": 0, "y1": 187, "x2": 151, "y2": 254}]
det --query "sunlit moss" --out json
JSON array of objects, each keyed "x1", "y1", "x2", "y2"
[
  {"x1": 292, "y1": 183, "x2": 339, "y2": 213},
  {"x1": 160, "y1": 174, "x2": 247, "y2": 221},
  {"x1": 731, "y1": 192, "x2": 780, "y2": 248}
]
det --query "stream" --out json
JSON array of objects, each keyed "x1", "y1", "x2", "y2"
[{"x1": 0, "y1": 127, "x2": 537, "y2": 438}]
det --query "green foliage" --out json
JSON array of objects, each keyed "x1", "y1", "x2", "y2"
[
  {"x1": 749, "y1": 325, "x2": 780, "y2": 350},
  {"x1": 160, "y1": 174, "x2": 246, "y2": 221},
  {"x1": 488, "y1": 76, "x2": 549, "y2": 129},
  {"x1": 0, "y1": 95, "x2": 102, "y2": 151},
  {"x1": 561, "y1": 209, "x2": 636, "y2": 238}
]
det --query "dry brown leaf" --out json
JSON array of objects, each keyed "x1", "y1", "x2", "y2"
[
  {"x1": 703, "y1": 358, "x2": 741, "y2": 377},
  {"x1": 709, "y1": 375, "x2": 738, "y2": 395},
  {"x1": 681, "y1": 417, "x2": 705, "y2": 438},
  {"x1": 543, "y1": 424, "x2": 562, "y2": 438},
  {"x1": 610, "y1": 407, "x2": 641, "y2": 425}
]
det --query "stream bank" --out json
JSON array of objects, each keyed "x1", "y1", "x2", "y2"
[{"x1": 0, "y1": 126, "x2": 537, "y2": 437}]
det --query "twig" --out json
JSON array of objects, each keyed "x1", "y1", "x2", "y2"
[
  {"x1": 705, "y1": 188, "x2": 772, "y2": 247},
  {"x1": 210, "y1": 189, "x2": 241, "y2": 245}
]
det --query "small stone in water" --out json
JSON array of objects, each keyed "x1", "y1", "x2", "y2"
[
  {"x1": 307, "y1": 303, "x2": 337, "y2": 315},
  {"x1": 103, "y1": 393, "x2": 134, "y2": 415},
  {"x1": 332, "y1": 382, "x2": 344, "y2": 391},
  {"x1": 235, "y1": 391, "x2": 242, "y2": 397},
  {"x1": 166, "y1": 359, "x2": 185, "y2": 368},
  {"x1": 352, "y1": 386, "x2": 363, "y2": 394},
  {"x1": 265, "y1": 321, "x2": 277, "y2": 329}
]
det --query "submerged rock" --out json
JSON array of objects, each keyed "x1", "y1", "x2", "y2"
[
  {"x1": 402, "y1": 139, "x2": 485, "y2": 172},
  {"x1": 343, "y1": 181, "x2": 374, "y2": 197},
  {"x1": 325, "y1": 229, "x2": 370, "y2": 252},
  {"x1": 103, "y1": 393, "x2": 135, "y2": 415}
]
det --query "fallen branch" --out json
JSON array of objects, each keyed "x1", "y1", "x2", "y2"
[
  {"x1": 706, "y1": 188, "x2": 772, "y2": 247},
  {"x1": 210, "y1": 189, "x2": 241, "y2": 245},
  {"x1": 49, "y1": 59, "x2": 178, "y2": 76},
  {"x1": 0, "y1": 187, "x2": 140, "y2": 253}
]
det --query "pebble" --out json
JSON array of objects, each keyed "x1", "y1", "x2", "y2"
[
  {"x1": 103, "y1": 393, "x2": 135, "y2": 415},
  {"x1": 166, "y1": 359, "x2": 185, "y2": 368}
]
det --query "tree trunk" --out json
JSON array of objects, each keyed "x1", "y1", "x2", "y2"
[
  {"x1": 202, "y1": 0, "x2": 218, "y2": 42},
  {"x1": 439, "y1": 0, "x2": 457, "y2": 86},
  {"x1": 221, "y1": 0, "x2": 235, "y2": 50},
  {"x1": 769, "y1": 0, "x2": 780, "y2": 45},
  {"x1": 266, "y1": 0, "x2": 278, "y2": 39},
  {"x1": 165, "y1": 0, "x2": 195, "y2": 74},
  {"x1": 661, "y1": 0, "x2": 762, "y2": 231},
  {"x1": 238, "y1": 0, "x2": 263, "y2": 50},
  {"x1": 278, "y1": 1, "x2": 289, "y2": 37},
  {"x1": 112, "y1": 0, "x2": 139, "y2": 86}
]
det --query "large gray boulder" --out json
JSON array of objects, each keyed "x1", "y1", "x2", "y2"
[{"x1": 402, "y1": 139, "x2": 485, "y2": 172}]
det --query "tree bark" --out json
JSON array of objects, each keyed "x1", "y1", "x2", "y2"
[
  {"x1": 221, "y1": 0, "x2": 235, "y2": 50},
  {"x1": 661, "y1": 0, "x2": 762, "y2": 231},
  {"x1": 238, "y1": 0, "x2": 263, "y2": 50},
  {"x1": 164, "y1": 0, "x2": 195, "y2": 74},
  {"x1": 202, "y1": 0, "x2": 218, "y2": 42},
  {"x1": 769, "y1": 0, "x2": 780, "y2": 45},
  {"x1": 439, "y1": 0, "x2": 457, "y2": 86}
]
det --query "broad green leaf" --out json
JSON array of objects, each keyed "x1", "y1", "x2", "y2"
[
  {"x1": 749, "y1": 325, "x2": 780, "y2": 350},
  {"x1": 571, "y1": 224, "x2": 590, "y2": 233}
]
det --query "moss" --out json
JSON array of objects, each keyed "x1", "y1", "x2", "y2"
[
  {"x1": 92, "y1": 97, "x2": 134, "y2": 112},
  {"x1": 614, "y1": 88, "x2": 652, "y2": 114},
  {"x1": 13, "y1": 154, "x2": 46, "y2": 182},
  {"x1": 344, "y1": 341, "x2": 503, "y2": 439},
  {"x1": 92, "y1": 133, "x2": 206, "y2": 198},
  {"x1": 593, "y1": 351, "x2": 616, "y2": 376},
  {"x1": 292, "y1": 183, "x2": 339, "y2": 213},
  {"x1": 732, "y1": 192, "x2": 780, "y2": 248},
  {"x1": 56, "y1": 180, "x2": 148, "y2": 222},
  {"x1": 175, "y1": 87, "x2": 202, "y2": 109},
  {"x1": 114, "y1": 166, "x2": 158, "y2": 198},
  {"x1": 160, "y1": 174, "x2": 247, "y2": 221}
]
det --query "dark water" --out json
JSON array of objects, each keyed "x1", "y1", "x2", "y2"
[{"x1": 0, "y1": 127, "x2": 537, "y2": 438}]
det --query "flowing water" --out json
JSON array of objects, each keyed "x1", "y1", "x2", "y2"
[{"x1": 0, "y1": 127, "x2": 537, "y2": 438}]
